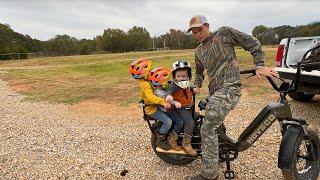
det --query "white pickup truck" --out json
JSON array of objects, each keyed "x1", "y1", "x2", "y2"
[{"x1": 273, "y1": 36, "x2": 320, "y2": 101}]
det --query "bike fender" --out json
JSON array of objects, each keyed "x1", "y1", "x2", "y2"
[{"x1": 278, "y1": 125, "x2": 302, "y2": 171}]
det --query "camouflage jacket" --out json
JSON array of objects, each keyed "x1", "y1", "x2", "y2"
[{"x1": 194, "y1": 26, "x2": 265, "y2": 94}]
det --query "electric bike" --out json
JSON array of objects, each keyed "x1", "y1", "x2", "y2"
[{"x1": 140, "y1": 52, "x2": 320, "y2": 179}]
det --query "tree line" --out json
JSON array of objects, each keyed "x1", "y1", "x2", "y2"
[
  {"x1": 1, "y1": 21, "x2": 319, "y2": 60},
  {"x1": 252, "y1": 21, "x2": 320, "y2": 45},
  {"x1": 0, "y1": 23, "x2": 198, "y2": 60}
]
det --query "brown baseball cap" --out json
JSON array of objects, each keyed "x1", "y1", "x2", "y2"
[{"x1": 187, "y1": 15, "x2": 208, "y2": 33}]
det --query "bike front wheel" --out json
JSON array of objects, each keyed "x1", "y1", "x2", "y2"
[{"x1": 282, "y1": 128, "x2": 320, "y2": 180}]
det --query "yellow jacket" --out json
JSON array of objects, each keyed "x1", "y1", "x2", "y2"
[{"x1": 140, "y1": 79, "x2": 165, "y2": 115}]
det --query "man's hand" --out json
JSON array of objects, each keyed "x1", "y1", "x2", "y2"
[
  {"x1": 174, "y1": 101, "x2": 181, "y2": 109},
  {"x1": 193, "y1": 87, "x2": 200, "y2": 95},
  {"x1": 256, "y1": 66, "x2": 279, "y2": 79},
  {"x1": 164, "y1": 102, "x2": 171, "y2": 109},
  {"x1": 165, "y1": 95, "x2": 173, "y2": 102}
]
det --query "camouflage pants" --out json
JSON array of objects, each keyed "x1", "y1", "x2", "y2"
[{"x1": 200, "y1": 85, "x2": 241, "y2": 179}]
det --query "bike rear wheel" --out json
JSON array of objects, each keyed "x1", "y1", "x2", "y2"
[
  {"x1": 282, "y1": 128, "x2": 320, "y2": 180},
  {"x1": 150, "y1": 122, "x2": 197, "y2": 165}
]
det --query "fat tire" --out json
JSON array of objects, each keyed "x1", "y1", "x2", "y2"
[
  {"x1": 150, "y1": 122, "x2": 196, "y2": 165},
  {"x1": 282, "y1": 128, "x2": 320, "y2": 180}
]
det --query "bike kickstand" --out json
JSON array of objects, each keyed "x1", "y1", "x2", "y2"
[{"x1": 224, "y1": 153, "x2": 235, "y2": 179}]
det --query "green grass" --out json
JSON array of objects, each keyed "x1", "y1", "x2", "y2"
[{"x1": 0, "y1": 47, "x2": 277, "y2": 104}]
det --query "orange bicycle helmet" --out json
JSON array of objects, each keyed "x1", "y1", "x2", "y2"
[
  {"x1": 148, "y1": 67, "x2": 171, "y2": 87},
  {"x1": 129, "y1": 58, "x2": 152, "y2": 79}
]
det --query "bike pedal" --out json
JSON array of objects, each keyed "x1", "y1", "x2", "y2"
[{"x1": 224, "y1": 171, "x2": 235, "y2": 179}]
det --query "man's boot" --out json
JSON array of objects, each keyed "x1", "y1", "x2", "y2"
[
  {"x1": 156, "y1": 132, "x2": 170, "y2": 150},
  {"x1": 182, "y1": 134, "x2": 198, "y2": 157},
  {"x1": 167, "y1": 131, "x2": 181, "y2": 151}
]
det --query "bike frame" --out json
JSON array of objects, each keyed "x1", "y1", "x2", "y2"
[
  {"x1": 235, "y1": 98, "x2": 292, "y2": 151},
  {"x1": 222, "y1": 69, "x2": 309, "y2": 152}
]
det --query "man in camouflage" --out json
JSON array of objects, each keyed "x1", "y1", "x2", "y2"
[{"x1": 187, "y1": 15, "x2": 279, "y2": 180}]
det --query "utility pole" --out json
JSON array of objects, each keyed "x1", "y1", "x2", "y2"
[{"x1": 153, "y1": 38, "x2": 155, "y2": 51}]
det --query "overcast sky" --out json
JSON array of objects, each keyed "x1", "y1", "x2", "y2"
[{"x1": 0, "y1": 0, "x2": 319, "y2": 41}]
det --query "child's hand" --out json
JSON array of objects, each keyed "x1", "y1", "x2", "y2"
[
  {"x1": 193, "y1": 87, "x2": 200, "y2": 95},
  {"x1": 165, "y1": 95, "x2": 173, "y2": 102},
  {"x1": 164, "y1": 102, "x2": 171, "y2": 109},
  {"x1": 174, "y1": 101, "x2": 181, "y2": 109}
]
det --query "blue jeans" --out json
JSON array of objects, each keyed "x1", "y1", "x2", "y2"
[
  {"x1": 176, "y1": 108, "x2": 194, "y2": 136},
  {"x1": 151, "y1": 109, "x2": 172, "y2": 134},
  {"x1": 167, "y1": 109, "x2": 184, "y2": 134}
]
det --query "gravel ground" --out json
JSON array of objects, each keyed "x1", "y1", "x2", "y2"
[{"x1": 1, "y1": 79, "x2": 320, "y2": 179}]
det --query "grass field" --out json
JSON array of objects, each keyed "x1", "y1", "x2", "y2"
[{"x1": 0, "y1": 47, "x2": 278, "y2": 104}]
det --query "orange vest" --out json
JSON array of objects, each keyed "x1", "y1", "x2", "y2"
[{"x1": 172, "y1": 88, "x2": 193, "y2": 107}]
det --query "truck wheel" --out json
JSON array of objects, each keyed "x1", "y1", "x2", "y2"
[
  {"x1": 288, "y1": 92, "x2": 315, "y2": 102},
  {"x1": 282, "y1": 128, "x2": 320, "y2": 180}
]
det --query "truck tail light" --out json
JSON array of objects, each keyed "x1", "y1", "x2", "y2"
[{"x1": 276, "y1": 45, "x2": 284, "y2": 67}]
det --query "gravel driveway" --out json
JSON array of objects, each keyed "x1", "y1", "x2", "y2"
[{"x1": 1, "y1": 79, "x2": 319, "y2": 179}]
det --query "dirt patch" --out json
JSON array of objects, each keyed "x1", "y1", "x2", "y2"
[
  {"x1": 71, "y1": 100, "x2": 139, "y2": 117},
  {"x1": 241, "y1": 87, "x2": 249, "y2": 97},
  {"x1": 98, "y1": 80, "x2": 139, "y2": 103},
  {"x1": 10, "y1": 82, "x2": 33, "y2": 92}
]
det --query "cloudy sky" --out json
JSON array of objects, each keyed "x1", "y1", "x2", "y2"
[{"x1": 0, "y1": 0, "x2": 319, "y2": 40}]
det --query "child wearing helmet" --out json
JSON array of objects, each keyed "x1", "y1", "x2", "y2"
[
  {"x1": 129, "y1": 58, "x2": 173, "y2": 150},
  {"x1": 165, "y1": 60, "x2": 198, "y2": 157},
  {"x1": 149, "y1": 67, "x2": 184, "y2": 151}
]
